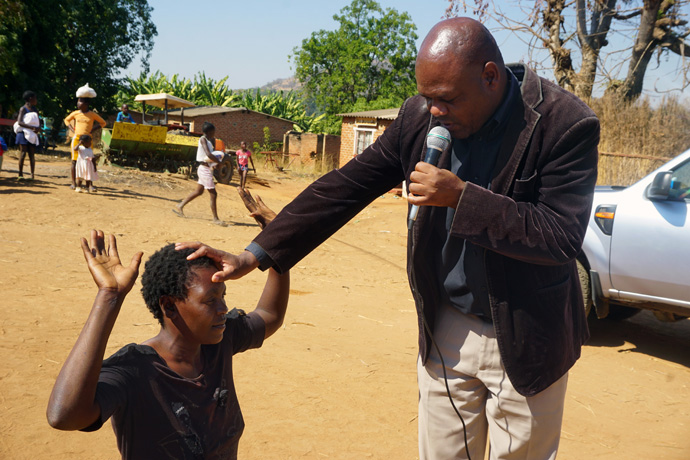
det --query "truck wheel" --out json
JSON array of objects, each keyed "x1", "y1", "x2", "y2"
[
  {"x1": 576, "y1": 260, "x2": 593, "y2": 317},
  {"x1": 214, "y1": 156, "x2": 234, "y2": 185}
]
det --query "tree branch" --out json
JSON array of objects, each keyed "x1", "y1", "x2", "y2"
[
  {"x1": 613, "y1": 9, "x2": 642, "y2": 21},
  {"x1": 592, "y1": 0, "x2": 617, "y2": 47},
  {"x1": 656, "y1": 18, "x2": 689, "y2": 29},
  {"x1": 660, "y1": 0, "x2": 678, "y2": 14},
  {"x1": 576, "y1": 0, "x2": 591, "y2": 48},
  {"x1": 661, "y1": 35, "x2": 690, "y2": 57}
]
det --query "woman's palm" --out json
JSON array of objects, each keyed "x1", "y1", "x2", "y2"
[{"x1": 81, "y1": 230, "x2": 142, "y2": 295}]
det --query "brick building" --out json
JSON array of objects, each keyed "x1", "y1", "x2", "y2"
[
  {"x1": 337, "y1": 108, "x2": 400, "y2": 167},
  {"x1": 165, "y1": 106, "x2": 294, "y2": 150},
  {"x1": 283, "y1": 131, "x2": 341, "y2": 172}
]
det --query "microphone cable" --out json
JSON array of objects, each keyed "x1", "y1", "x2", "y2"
[{"x1": 410, "y1": 125, "x2": 471, "y2": 458}]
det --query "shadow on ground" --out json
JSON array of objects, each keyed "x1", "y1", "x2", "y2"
[
  {"x1": 0, "y1": 178, "x2": 58, "y2": 194},
  {"x1": 96, "y1": 186, "x2": 177, "y2": 202},
  {"x1": 227, "y1": 221, "x2": 258, "y2": 227},
  {"x1": 586, "y1": 310, "x2": 690, "y2": 368}
]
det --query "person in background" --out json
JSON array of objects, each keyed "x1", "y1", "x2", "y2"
[
  {"x1": 0, "y1": 135, "x2": 7, "y2": 174},
  {"x1": 236, "y1": 141, "x2": 255, "y2": 190},
  {"x1": 64, "y1": 98, "x2": 106, "y2": 190},
  {"x1": 116, "y1": 104, "x2": 135, "y2": 124},
  {"x1": 73, "y1": 134, "x2": 98, "y2": 193},
  {"x1": 173, "y1": 122, "x2": 225, "y2": 225},
  {"x1": 16, "y1": 90, "x2": 40, "y2": 181}
]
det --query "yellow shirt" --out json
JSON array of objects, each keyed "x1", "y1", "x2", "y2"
[{"x1": 64, "y1": 110, "x2": 106, "y2": 137}]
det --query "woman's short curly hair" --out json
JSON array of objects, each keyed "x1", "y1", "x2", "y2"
[{"x1": 140, "y1": 244, "x2": 217, "y2": 325}]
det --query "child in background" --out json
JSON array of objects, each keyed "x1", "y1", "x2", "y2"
[
  {"x1": 173, "y1": 122, "x2": 225, "y2": 225},
  {"x1": 236, "y1": 141, "x2": 255, "y2": 190},
  {"x1": 47, "y1": 191, "x2": 287, "y2": 459},
  {"x1": 73, "y1": 134, "x2": 98, "y2": 193},
  {"x1": 115, "y1": 104, "x2": 135, "y2": 124},
  {"x1": 64, "y1": 97, "x2": 106, "y2": 190}
]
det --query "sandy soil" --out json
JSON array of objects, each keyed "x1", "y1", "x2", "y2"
[{"x1": 0, "y1": 150, "x2": 689, "y2": 459}]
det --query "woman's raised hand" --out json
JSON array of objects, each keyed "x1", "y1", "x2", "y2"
[{"x1": 80, "y1": 230, "x2": 143, "y2": 297}]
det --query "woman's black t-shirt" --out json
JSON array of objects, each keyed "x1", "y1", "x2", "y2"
[{"x1": 82, "y1": 309, "x2": 265, "y2": 460}]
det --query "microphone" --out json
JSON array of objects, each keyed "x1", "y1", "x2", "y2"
[{"x1": 407, "y1": 126, "x2": 452, "y2": 230}]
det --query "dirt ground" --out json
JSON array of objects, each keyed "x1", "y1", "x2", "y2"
[{"x1": 0, "y1": 150, "x2": 689, "y2": 459}]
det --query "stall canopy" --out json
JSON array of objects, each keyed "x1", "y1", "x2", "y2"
[{"x1": 134, "y1": 93, "x2": 195, "y2": 125}]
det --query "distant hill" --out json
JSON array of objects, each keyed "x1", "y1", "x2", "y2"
[
  {"x1": 260, "y1": 76, "x2": 301, "y2": 92},
  {"x1": 238, "y1": 76, "x2": 302, "y2": 93},
  {"x1": 238, "y1": 76, "x2": 319, "y2": 115}
]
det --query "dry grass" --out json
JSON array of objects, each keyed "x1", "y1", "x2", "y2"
[
  {"x1": 267, "y1": 95, "x2": 690, "y2": 187},
  {"x1": 596, "y1": 154, "x2": 669, "y2": 186},
  {"x1": 589, "y1": 95, "x2": 690, "y2": 185}
]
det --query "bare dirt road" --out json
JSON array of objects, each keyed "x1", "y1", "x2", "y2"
[{"x1": 0, "y1": 153, "x2": 688, "y2": 459}]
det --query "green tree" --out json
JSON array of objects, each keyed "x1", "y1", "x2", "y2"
[
  {"x1": 291, "y1": 0, "x2": 418, "y2": 132},
  {"x1": 0, "y1": 1, "x2": 26, "y2": 111},
  {"x1": 0, "y1": 0, "x2": 156, "y2": 119}
]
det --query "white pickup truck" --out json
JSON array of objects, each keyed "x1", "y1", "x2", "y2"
[{"x1": 578, "y1": 148, "x2": 690, "y2": 321}]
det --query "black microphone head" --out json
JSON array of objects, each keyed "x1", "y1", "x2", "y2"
[{"x1": 427, "y1": 126, "x2": 451, "y2": 151}]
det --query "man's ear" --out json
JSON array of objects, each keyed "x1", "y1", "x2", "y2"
[
  {"x1": 483, "y1": 62, "x2": 501, "y2": 89},
  {"x1": 160, "y1": 296, "x2": 178, "y2": 320}
]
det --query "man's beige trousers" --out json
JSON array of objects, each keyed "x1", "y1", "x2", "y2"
[{"x1": 418, "y1": 304, "x2": 568, "y2": 460}]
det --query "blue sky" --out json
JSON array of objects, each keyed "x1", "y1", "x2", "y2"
[
  {"x1": 127, "y1": 0, "x2": 532, "y2": 88},
  {"x1": 127, "y1": 0, "x2": 687, "y2": 100}
]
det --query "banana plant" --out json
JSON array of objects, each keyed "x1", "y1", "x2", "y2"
[
  {"x1": 115, "y1": 71, "x2": 327, "y2": 132},
  {"x1": 115, "y1": 71, "x2": 172, "y2": 106},
  {"x1": 192, "y1": 72, "x2": 239, "y2": 107},
  {"x1": 169, "y1": 74, "x2": 194, "y2": 102}
]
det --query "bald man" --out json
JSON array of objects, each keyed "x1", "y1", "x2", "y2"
[{"x1": 180, "y1": 18, "x2": 599, "y2": 460}]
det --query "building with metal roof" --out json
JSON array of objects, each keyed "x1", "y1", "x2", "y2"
[{"x1": 337, "y1": 107, "x2": 400, "y2": 167}]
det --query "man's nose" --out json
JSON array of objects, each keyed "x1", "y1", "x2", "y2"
[{"x1": 428, "y1": 100, "x2": 448, "y2": 117}]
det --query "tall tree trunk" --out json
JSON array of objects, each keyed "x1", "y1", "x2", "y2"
[
  {"x1": 573, "y1": 0, "x2": 617, "y2": 99},
  {"x1": 545, "y1": 0, "x2": 616, "y2": 99},
  {"x1": 447, "y1": 0, "x2": 688, "y2": 99},
  {"x1": 618, "y1": 0, "x2": 690, "y2": 100},
  {"x1": 618, "y1": 0, "x2": 662, "y2": 100},
  {"x1": 544, "y1": 0, "x2": 577, "y2": 93},
  {"x1": 576, "y1": 45, "x2": 598, "y2": 99}
]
